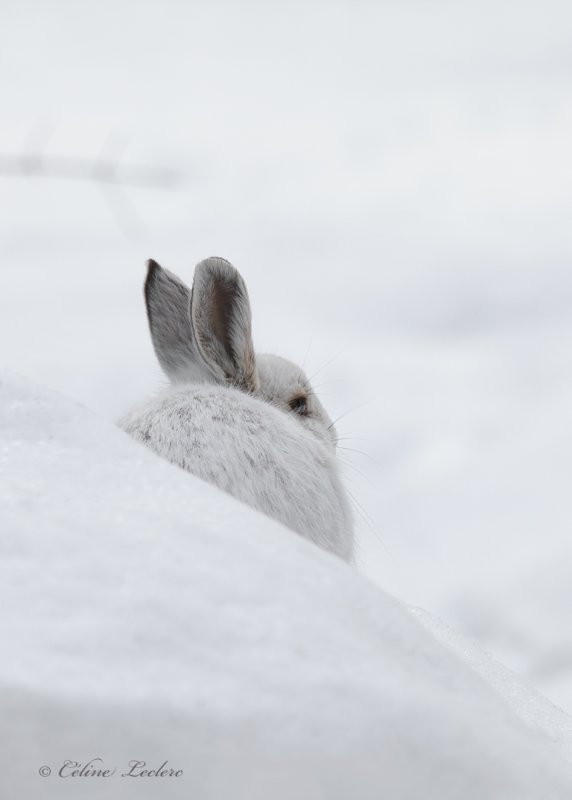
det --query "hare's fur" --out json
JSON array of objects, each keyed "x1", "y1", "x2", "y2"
[{"x1": 120, "y1": 257, "x2": 354, "y2": 561}]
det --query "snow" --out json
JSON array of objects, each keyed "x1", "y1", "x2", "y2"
[
  {"x1": 2, "y1": 368, "x2": 572, "y2": 798},
  {"x1": 2, "y1": 0, "x2": 572, "y2": 759}
]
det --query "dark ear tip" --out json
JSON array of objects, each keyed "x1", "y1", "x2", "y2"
[
  {"x1": 146, "y1": 258, "x2": 162, "y2": 274},
  {"x1": 144, "y1": 259, "x2": 162, "y2": 302},
  {"x1": 195, "y1": 256, "x2": 240, "y2": 285},
  {"x1": 145, "y1": 259, "x2": 162, "y2": 290}
]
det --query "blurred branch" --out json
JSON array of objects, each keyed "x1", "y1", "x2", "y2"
[
  {"x1": 0, "y1": 125, "x2": 187, "y2": 241},
  {"x1": 0, "y1": 153, "x2": 184, "y2": 189}
]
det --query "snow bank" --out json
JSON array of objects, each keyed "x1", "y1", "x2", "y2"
[{"x1": 1, "y1": 369, "x2": 572, "y2": 799}]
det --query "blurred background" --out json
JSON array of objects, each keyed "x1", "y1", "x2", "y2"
[{"x1": 2, "y1": 1, "x2": 571, "y2": 713}]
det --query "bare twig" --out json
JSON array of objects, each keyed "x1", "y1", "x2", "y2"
[
  {"x1": 0, "y1": 153, "x2": 183, "y2": 189},
  {"x1": 0, "y1": 123, "x2": 187, "y2": 241}
]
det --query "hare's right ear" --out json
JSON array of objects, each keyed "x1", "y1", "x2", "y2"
[
  {"x1": 144, "y1": 259, "x2": 206, "y2": 383},
  {"x1": 190, "y1": 257, "x2": 258, "y2": 393}
]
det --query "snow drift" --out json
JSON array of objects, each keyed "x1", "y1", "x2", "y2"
[{"x1": 1, "y1": 369, "x2": 572, "y2": 799}]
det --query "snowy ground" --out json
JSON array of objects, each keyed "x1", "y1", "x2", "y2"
[
  {"x1": 2, "y1": 0, "x2": 572, "y2": 718},
  {"x1": 3, "y1": 369, "x2": 572, "y2": 798}
]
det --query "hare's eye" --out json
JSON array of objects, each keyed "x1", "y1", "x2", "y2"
[{"x1": 289, "y1": 395, "x2": 309, "y2": 416}]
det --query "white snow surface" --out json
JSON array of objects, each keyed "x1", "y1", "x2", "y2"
[{"x1": 2, "y1": 369, "x2": 572, "y2": 798}]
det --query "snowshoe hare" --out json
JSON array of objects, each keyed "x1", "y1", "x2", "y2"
[{"x1": 120, "y1": 257, "x2": 354, "y2": 561}]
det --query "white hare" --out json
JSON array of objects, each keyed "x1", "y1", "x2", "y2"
[{"x1": 120, "y1": 257, "x2": 354, "y2": 561}]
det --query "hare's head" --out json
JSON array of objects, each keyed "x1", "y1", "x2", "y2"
[{"x1": 144, "y1": 257, "x2": 338, "y2": 450}]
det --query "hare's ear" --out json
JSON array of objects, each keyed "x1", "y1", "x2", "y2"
[
  {"x1": 144, "y1": 259, "x2": 204, "y2": 383},
  {"x1": 190, "y1": 257, "x2": 258, "y2": 392}
]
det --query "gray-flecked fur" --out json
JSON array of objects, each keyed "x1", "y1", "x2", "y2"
[{"x1": 120, "y1": 257, "x2": 354, "y2": 561}]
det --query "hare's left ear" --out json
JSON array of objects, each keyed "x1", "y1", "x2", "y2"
[
  {"x1": 144, "y1": 259, "x2": 201, "y2": 382},
  {"x1": 190, "y1": 257, "x2": 258, "y2": 392}
]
